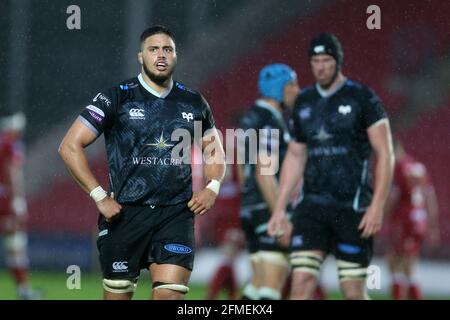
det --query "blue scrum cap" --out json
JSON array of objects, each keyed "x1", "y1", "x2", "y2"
[{"x1": 258, "y1": 63, "x2": 297, "y2": 103}]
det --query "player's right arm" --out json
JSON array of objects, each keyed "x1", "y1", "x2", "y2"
[
  {"x1": 58, "y1": 117, "x2": 122, "y2": 222},
  {"x1": 254, "y1": 125, "x2": 282, "y2": 212},
  {"x1": 267, "y1": 141, "x2": 306, "y2": 244}
]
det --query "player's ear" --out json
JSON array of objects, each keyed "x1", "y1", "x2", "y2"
[{"x1": 138, "y1": 52, "x2": 143, "y2": 65}]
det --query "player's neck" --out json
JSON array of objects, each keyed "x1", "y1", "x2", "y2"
[
  {"x1": 140, "y1": 71, "x2": 173, "y2": 95},
  {"x1": 260, "y1": 98, "x2": 282, "y2": 113},
  {"x1": 316, "y1": 73, "x2": 347, "y2": 98}
]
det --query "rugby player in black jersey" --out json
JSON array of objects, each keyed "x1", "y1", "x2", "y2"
[
  {"x1": 268, "y1": 33, "x2": 395, "y2": 300},
  {"x1": 238, "y1": 64, "x2": 299, "y2": 300},
  {"x1": 59, "y1": 26, "x2": 225, "y2": 300}
]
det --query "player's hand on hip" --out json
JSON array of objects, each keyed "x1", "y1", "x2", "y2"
[
  {"x1": 188, "y1": 189, "x2": 217, "y2": 215},
  {"x1": 358, "y1": 204, "x2": 383, "y2": 238},
  {"x1": 96, "y1": 195, "x2": 122, "y2": 222}
]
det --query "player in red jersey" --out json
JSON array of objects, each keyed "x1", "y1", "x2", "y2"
[
  {"x1": 206, "y1": 228, "x2": 244, "y2": 300},
  {"x1": 385, "y1": 139, "x2": 440, "y2": 300},
  {"x1": 0, "y1": 112, "x2": 40, "y2": 299},
  {"x1": 192, "y1": 147, "x2": 244, "y2": 300}
]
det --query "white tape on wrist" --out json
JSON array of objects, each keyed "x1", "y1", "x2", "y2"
[
  {"x1": 206, "y1": 179, "x2": 221, "y2": 195},
  {"x1": 89, "y1": 186, "x2": 108, "y2": 203}
]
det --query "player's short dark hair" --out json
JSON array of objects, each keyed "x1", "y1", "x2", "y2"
[{"x1": 140, "y1": 25, "x2": 176, "y2": 50}]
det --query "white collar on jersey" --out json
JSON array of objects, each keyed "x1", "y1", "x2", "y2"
[
  {"x1": 138, "y1": 73, "x2": 173, "y2": 98},
  {"x1": 315, "y1": 77, "x2": 348, "y2": 98},
  {"x1": 255, "y1": 99, "x2": 284, "y2": 122}
]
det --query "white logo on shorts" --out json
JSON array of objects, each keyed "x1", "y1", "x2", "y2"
[{"x1": 112, "y1": 261, "x2": 129, "y2": 272}]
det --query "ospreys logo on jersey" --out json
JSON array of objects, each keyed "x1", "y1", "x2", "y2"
[
  {"x1": 181, "y1": 112, "x2": 193, "y2": 122},
  {"x1": 338, "y1": 105, "x2": 352, "y2": 115},
  {"x1": 146, "y1": 131, "x2": 174, "y2": 149}
]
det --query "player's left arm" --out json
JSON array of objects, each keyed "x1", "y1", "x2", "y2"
[
  {"x1": 188, "y1": 127, "x2": 226, "y2": 215},
  {"x1": 359, "y1": 119, "x2": 395, "y2": 238}
]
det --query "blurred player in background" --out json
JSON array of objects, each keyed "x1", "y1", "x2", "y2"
[
  {"x1": 0, "y1": 111, "x2": 40, "y2": 299},
  {"x1": 203, "y1": 163, "x2": 242, "y2": 300},
  {"x1": 385, "y1": 138, "x2": 440, "y2": 300},
  {"x1": 238, "y1": 63, "x2": 299, "y2": 300},
  {"x1": 206, "y1": 228, "x2": 244, "y2": 300},
  {"x1": 269, "y1": 33, "x2": 395, "y2": 300},
  {"x1": 59, "y1": 25, "x2": 225, "y2": 300}
]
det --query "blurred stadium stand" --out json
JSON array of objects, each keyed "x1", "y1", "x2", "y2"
[{"x1": 0, "y1": 0, "x2": 448, "y2": 289}]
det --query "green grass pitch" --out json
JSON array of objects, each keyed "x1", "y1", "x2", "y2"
[{"x1": 0, "y1": 269, "x2": 445, "y2": 300}]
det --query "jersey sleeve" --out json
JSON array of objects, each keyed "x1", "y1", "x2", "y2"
[
  {"x1": 288, "y1": 106, "x2": 307, "y2": 143},
  {"x1": 200, "y1": 94, "x2": 216, "y2": 134},
  {"x1": 360, "y1": 86, "x2": 388, "y2": 129},
  {"x1": 79, "y1": 88, "x2": 119, "y2": 136}
]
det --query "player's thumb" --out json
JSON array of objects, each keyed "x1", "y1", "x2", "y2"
[{"x1": 358, "y1": 217, "x2": 365, "y2": 230}]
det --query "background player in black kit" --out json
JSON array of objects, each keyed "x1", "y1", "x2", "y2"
[
  {"x1": 238, "y1": 64, "x2": 299, "y2": 300},
  {"x1": 59, "y1": 26, "x2": 226, "y2": 300},
  {"x1": 268, "y1": 33, "x2": 395, "y2": 299}
]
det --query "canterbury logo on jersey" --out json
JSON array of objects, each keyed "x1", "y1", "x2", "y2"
[
  {"x1": 338, "y1": 105, "x2": 352, "y2": 115},
  {"x1": 182, "y1": 112, "x2": 193, "y2": 122},
  {"x1": 112, "y1": 261, "x2": 128, "y2": 272},
  {"x1": 129, "y1": 108, "x2": 145, "y2": 119}
]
